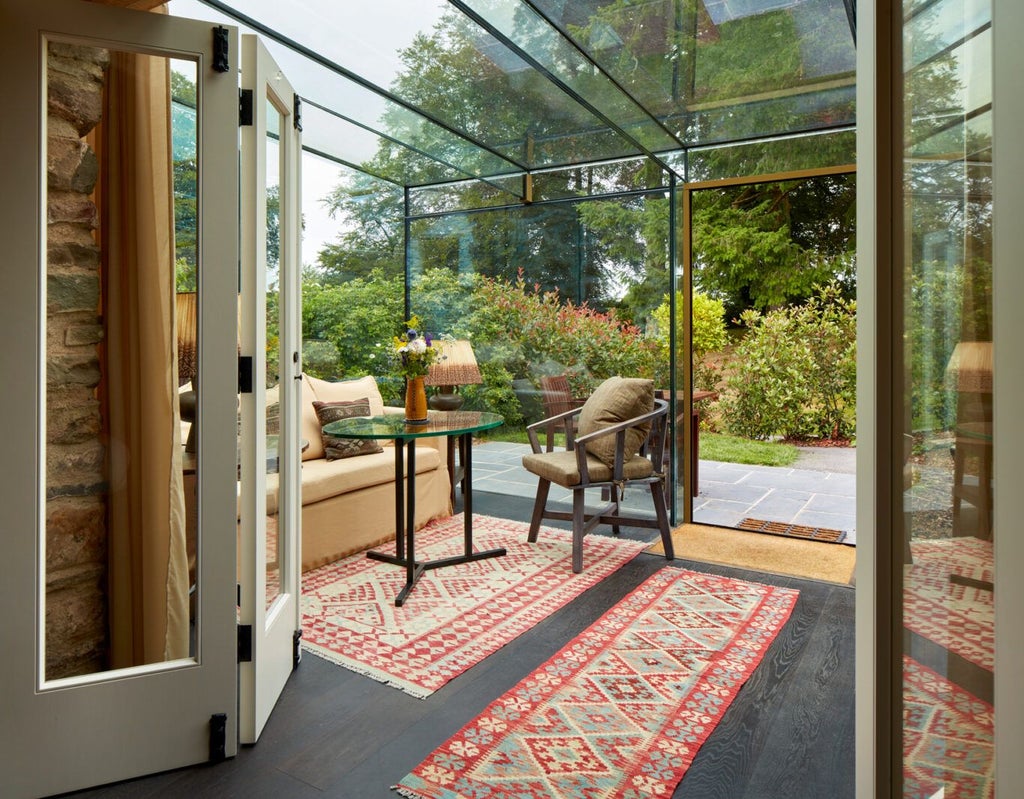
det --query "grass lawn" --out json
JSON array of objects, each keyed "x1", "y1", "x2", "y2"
[
  {"x1": 700, "y1": 432, "x2": 799, "y2": 467},
  {"x1": 479, "y1": 428, "x2": 799, "y2": 468}
]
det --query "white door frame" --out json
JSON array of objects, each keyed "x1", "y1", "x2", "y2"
[{"x1": 0, "y1": 2, "x2": 239, "y2": 795}]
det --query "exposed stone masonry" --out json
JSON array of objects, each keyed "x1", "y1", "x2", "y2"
[{"x1": 45, "y1": 42, "x2": 110, "y2": 679}]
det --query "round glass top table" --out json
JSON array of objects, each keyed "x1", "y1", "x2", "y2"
[{"x1": 323, "y1": 410, "x2": 504, "y2": 606}]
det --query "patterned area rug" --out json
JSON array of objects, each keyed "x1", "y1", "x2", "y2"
[
  {"x1": 903, "y1": 656, "x2": 994, "y2": 799},
  {"x1": 300, "y1": 514, "x2": 647, "y2": 698},
  {"x1": 396, "y1": 567, "x2": 799, "y2": 799},
  {"x1": 905, "y1": 537, "x2": 993, "y2": 670}
]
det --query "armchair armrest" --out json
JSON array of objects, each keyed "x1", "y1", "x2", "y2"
[
  {"x1": 571, "y1": 399, "x2": 669, "y2": 484},
  {"x1": 525, "y1": 406, "x2": 584, "y2": 453}
]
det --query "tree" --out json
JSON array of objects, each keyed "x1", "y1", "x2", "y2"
[{"x1": 691, "y1": 174, "x2": 856, "y2": 318}]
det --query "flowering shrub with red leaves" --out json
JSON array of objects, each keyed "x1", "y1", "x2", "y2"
[{"x1": 466, "y1": 271, "x2": 658, "y2": 403}]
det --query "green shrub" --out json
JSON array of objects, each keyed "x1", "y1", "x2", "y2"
[
  {"x1": 650, "y1": 290, "x2": 727, "y2": 391},
  {"x1": 719, "y1": 309, "x2": 812, "y2": 440},
  {"x1": 720, "y1": 282, "x2": 855, "y2": 440}
]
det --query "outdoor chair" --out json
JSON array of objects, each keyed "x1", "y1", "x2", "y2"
[
  {"x1": 522, "y1": 376, "x2": 675, "y2": 573},
  {"x1": 539, "y1": 374, "x2": 587, "y2": 451}
]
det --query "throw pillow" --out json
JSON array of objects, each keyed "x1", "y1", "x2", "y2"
[
  {"x1": 313, "y1": 398, "x2": 383, "y2": 461},
  {"x1": 576, "y1": 376, "x2": 654, "y2": 468}
]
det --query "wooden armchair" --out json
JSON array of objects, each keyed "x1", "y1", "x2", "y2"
[
  {"x1": 522, "y1": 377, "x2": 674, "y2": 573},
  {"x1": 539, "y1": 374, "x2": 586, "y2": 451}
]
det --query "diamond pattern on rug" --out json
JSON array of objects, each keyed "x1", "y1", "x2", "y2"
[
  {"x1": 738, "y1": 517, "x2": 847, "y2": 543},
  {"x1": 905, "y1": 537, "x2": 993, "y2": 671},
  {"x1": 396, "y1": 567, "x2": 798, "y2": 799},
  {"x1": 903, "y1": 655, "x2": 994, "y2": 799},
  {"x1": 300, "y1": 514, "x2": 648, "y2": 698}
]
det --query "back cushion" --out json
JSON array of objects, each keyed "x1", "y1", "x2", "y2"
[
  {"x1": 576, "y1": 377, "x2": 654, "y2": 467},
  {"x1": 306, "y1": 374, "x2": 385, "y2": 415}
]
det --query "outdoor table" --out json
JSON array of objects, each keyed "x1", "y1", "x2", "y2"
[
  {"x1": 656, "y1": 389, "x2": 718, "y2": 494},
  {"x1": 323, "y1": 410, "x2": 504, "y2": 606}
]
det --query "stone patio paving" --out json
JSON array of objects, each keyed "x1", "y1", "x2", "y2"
[{"x1": 470, "y1": 440, "x2": 859, "y2": 545}]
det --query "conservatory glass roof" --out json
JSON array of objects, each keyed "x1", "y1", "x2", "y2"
[{"x1": 170, "y1": 0, "x2": 856, "y2": 187}]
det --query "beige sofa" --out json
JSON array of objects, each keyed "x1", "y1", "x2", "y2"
[{"x1": 267, "y1": 374, "x2": 452, "y2": 572}]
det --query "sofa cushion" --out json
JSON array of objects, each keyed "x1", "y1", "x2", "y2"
[
  {"x1": 314, "y1": 398, "x2": 383, "y2": 461},
  {"x1": 294, "y1": 445, "x2": 442, "y2": 508},
  {"x1": 576, "y1": 376, "x2": 654, "y2": 467}
]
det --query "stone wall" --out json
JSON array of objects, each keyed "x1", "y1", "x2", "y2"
[{"x1": 45, "y1": 43, "x2": 110, "y2": 679}]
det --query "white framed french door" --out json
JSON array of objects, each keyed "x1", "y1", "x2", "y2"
[
  {"x1": 0, "y1": 1, "x2": 240, "y2": 796},
  {"x1": 237, "y1": 34, "x2": 304, "y2": 745}
]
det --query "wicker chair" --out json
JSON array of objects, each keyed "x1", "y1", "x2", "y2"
[{"x1": 522, "y1": 377, "x2": 674, "y2": 573}]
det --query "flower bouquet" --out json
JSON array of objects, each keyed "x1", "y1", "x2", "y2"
[{"x1": 391, "y1": 316, "x2": 443, "y2": 422}]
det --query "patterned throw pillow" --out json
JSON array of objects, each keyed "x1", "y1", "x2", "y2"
[{"x1": 313, "y1": 398, "x2": 383, "y2": 461}]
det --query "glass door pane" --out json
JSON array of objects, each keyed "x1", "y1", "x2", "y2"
[
  {"x1": 900, "y1": 1, "x2": 994, "y2": 795},
  {"x1": 265, "y1": 95, "x2": 283, "y2": 611},
  {"x1": 44, "y1": 43, "x2": 197, "y2": 679}
]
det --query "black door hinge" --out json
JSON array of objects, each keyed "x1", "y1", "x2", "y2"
[
  {"x1": 293, "y1": 95, "x2": 303, "y2": 132},
  {"x1": 239, "y1": 88, "x2": 254, "y2": 127},
  {"x1": 212, "y1": 26, "x2": 230, "y2": 73},
  {"x1": 238, "y1": 355, "x2": 253, "y2": 394},
  {"x1": 209, "y1": 713, "x2": 227, "y2": 762},
  {"x1": 238, "y1": 624, "x2": 253, "y2": 663},
  {"x1": 293, "y1": 629, "x2": 303, "y2": 669}
]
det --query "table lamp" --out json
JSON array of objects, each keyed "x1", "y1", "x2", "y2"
[{"x1": 424, "y1": 339, "x2": 482, "y2": 411}]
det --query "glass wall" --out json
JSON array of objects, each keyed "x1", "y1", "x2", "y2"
[{"x1": 900, "y1": 0, "x2": 994, "y2": 794}]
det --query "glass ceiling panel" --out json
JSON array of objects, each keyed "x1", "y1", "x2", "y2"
[
  {"x1": 192, "y1": 0, "x2": 656, "y2": 172},
  {"x1": 530, "y1": 0, "x2": 855, "y2": 145},
  {"x1": 455, "y1": 0, "x2": 684, "y2": 152},
  {"x1": 174, "y1": 0, "x2": 525, "y2": 182},
  {"x1": 170, "y1": 0, "x2": 857, "y2": 187},
  {"x1": 302, "y1": 101, "x2": 477, "y2": 187}
]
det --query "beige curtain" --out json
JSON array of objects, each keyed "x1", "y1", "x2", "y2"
[{"x1": 103, "y1": 46, "x2": 189, "y2": 668}]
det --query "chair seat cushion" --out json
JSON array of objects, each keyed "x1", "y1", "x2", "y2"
[
  {"x1": 576, "y1": 376, "x2": 654, "y2": 467},
  {"x1": 522, "y1": 450, "x2": 654, "y2": 487}
]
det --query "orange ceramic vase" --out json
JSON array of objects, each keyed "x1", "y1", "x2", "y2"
[{"x1": 404, "y1": 375, "x2": 429, "y2": 423}]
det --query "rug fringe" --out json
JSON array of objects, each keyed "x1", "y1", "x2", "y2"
[
  {"x1": 301, "y1": 646, "x2": 432, "y2": 699},
  {"x1": 392, "y1": 786, "x2": 426, "y2": 798}
]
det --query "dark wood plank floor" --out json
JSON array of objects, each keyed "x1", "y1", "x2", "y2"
[{"x1": 64, "y1": 491, "x2": 856, "y2": 799}]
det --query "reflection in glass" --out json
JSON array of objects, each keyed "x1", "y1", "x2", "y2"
[
  {"x1": 44, "y1": 43, "x2": 197, "y2": 678},
  {"x1": 266, "y1": 95, "x2": 284, "y2": 611},
  {"x1": 901, "y1": 0, "x2": 994, "y2": 793}
]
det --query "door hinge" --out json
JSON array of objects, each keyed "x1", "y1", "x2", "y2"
[
  {"x1": 238, "y1": 624, "x2": 253, "y2": 663},
  {"x1": 293, "y1": 95, "x2": 303, "y2": 132},
  {"x1": 239, "y1": 88, "x2": 254, "y2": 126},
  {"x1": 212, "y1": 26, "x2": 230, "y2": 73},
  {"x1": 209, "y1": 713, "x2": 227, "y2": 762},
  {"x1": 293, "y1": 629, "x2": 303, "y2": 669},
  {"x1": 238, "y1": 355, "x2": 253, "y2": 394}
]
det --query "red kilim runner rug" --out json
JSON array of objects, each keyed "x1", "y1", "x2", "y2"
[
  {"x1": 396, "y1": 567, "x2": 799, "y2": 799},
  {"x1": 903, "y1": 655, "x2": 994, "y2": 799},
  {"x1": 300, "y1": 514, "x2": 647, "y2": 698},
  {"x1": 905, "y1": 537, "x2": 993, "y2": 670}
]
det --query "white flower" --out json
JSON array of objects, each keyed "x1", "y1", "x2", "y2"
[{"x1": 408, "y1": 338, "x2": 427, "y2": 354}]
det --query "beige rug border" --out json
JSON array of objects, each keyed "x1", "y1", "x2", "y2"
[{"x1": 649, "y1": 523, "x2": 856, "y2": 585}]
